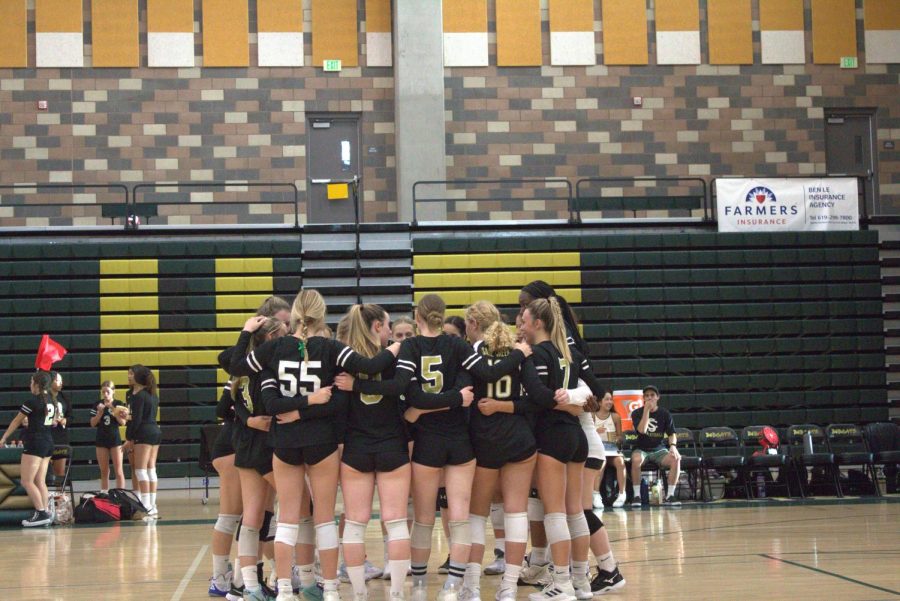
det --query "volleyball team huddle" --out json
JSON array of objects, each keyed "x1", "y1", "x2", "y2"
[{"x1": 209, "y1": 281, "x2": 626, "y2": 601}]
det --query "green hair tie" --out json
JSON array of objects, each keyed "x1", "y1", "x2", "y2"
[{"x1": 297, "y1": 340, "x2": 305, "y2": 356}]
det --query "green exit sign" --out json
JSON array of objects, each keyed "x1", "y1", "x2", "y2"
[
  {"x1": 840, "y1": 56, "x2": 858, "y2": 69},
  {"x1": 323, "y1": 59, "x2": 342, "y2": 72}
]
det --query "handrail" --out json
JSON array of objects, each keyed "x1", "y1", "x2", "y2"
[
  {"x1": 411, "y1": 178, "x2": 575, "y2": 225},
  {"x1": 0, "y1": 183, "x2": 130, "y2": 224},
  {"x1": 574, "y1": 177, "x2": 710, "y2": 222},
  {"x1": 132, "y1": 181, "x2": 301, "y2": 228},
  {"x1": 710, "y1": 174, "x2": 871, "y2": 223}
]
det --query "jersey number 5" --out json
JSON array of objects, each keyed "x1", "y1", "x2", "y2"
[
  {"x1": 279, "y1": 360, "x2": 322, "y2": 396},
  {"x1": 420, "y1": 356, "x2": 444, "y2": 394}
]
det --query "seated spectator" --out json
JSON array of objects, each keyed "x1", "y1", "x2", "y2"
[
  {"x1": 630, "y1": 386, "x2": 681, "y2": 507},
  {"x1": 594, "y1": 391, "x2": 626, "y2": 507}
]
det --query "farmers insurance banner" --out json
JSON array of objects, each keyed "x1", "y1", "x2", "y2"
[{"x1": 716, "y1": 178, "x2": 859, "y2": 232}]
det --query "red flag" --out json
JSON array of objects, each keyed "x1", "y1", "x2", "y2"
[{"x1": 35, "y1": 335, "x2": 67, "y2": 371}]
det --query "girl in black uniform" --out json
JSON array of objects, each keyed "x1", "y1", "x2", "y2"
[
  {"x1": 0, "y1": 371, "x2": 56, "y2": 527},
  {"x1": 49, "y1": 371, "x2": 70, "y2": 481},
  {"x1": 125, "y1": 364, "x2": 162, "y2": 518},
  {"x1": 459, "y1": 301, "x2": 537, "y2": 601},
  {"x1": 519, "y1": 298, "x2": 596, "y2": 601},
  {"x1": 336, "y1": 294, "x2": 528, "y2": 601},
  {"x1": 230, "y1": 289, "x2": 400, "y2": 601},
  {"x1": 90, "y1": 380, "x2": 127, "y2": 492}
]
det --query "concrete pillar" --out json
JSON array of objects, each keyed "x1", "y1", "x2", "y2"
[{"x1": 393, "y1": 0, "x2": 447, "y2": 222}]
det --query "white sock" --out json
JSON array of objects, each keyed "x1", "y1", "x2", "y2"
[
  {"x1": 598, "y1": 552, "x2": 616, "y2": 572},
  {"x1": 390, "y1": 559, "x2": 410, "y2": 596},
  {"x1": 464, "y1": 562, "x2": 481, "y2": 588},
  {"x1": 297, "y1": 564, "x2": 315, "y2": 587},
  {"x1": 494, "y1": 538, "x2": 505, "y2": 555},
  {"x1": 633, "y1": 484, "x2": 641, "y2": 498},
  {"x1": 149, "y1": 492, "x2": 157, "y2": 508},
  {"x1": 139, "y1": 492, "x2": 150, "y2": 508},
  {"x1": 241, "y1": 565, "x2": 259, "y2": 590},
  {"x1": 502, "y1": 563, "x2": 522, "y2": 588},
  {"x1": 278, "y1": 578, "x2": 293, "y2": 595},
  {"x1": 572, "y1": 560, "x2": 589, "y2": 581},
  {"x1": 348, "y1": 565, "x2": 366, "y2": 595},
  {"x1": 530, "y1": 547, "x2": 547, "y2": 565},
  {"x1": 213, "y1": 554, "x2": 230, "y2": 578},
  {"x1": 323, "y1": 578, "x2": 339, "y2": 592},
  {"x1": 553, "y1": 564, "x2": 571, "y2": 584}
]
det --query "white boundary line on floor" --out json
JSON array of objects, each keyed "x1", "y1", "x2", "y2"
[{"x1": 171, "y1": 543, "x2": 208, "y2": 601}]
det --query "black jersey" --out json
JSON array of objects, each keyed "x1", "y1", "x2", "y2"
[
  {"x1": 91, "y1": 400, "x2": 126, "y2": 444},
  {"x1": 354, "y1": 334, "x2": 525, "y2": 438},
  {"x1": 126, "y1": 389, "x2": 160, "y2": 440},
  {"x1": 216, "y1": 382, "x2": 237, "y2": 423},
  {"x1": 468, "y1": 340, "x2": 533, "y2": 442},
  {"x1": 231, "y1": 334, "x2": 394, "y2": 449},
  {"x1": 19, "y1": 395, "x2": 54, "y2": 441},
  {"x1": 520, "y1": 340, "x2": 590, "y2": 434},
  {"x1": 50, "y1": 392, "x2": 70, "y2": 445},
  {"x1": 343, "y1": 360, "x2": 407, "y2": 453}
]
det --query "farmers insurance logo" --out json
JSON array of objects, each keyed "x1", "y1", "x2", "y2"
[
  {"x1": 747, "y1": 186, "x2": 776, "y2": 205},
  {"x1": 723, "y1": 185, "x2": 799, "y2": 220}
]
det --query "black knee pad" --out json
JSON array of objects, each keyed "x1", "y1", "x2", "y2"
[
  {"x1": 261, "y1": 510, "x2": 275, "y2": 542},
  {"x1": 584, "y1": 509, "x2": 603, "y2": 535},
  {"x1": 436, "y1": 487, "x2": 448, "y2": 510}
]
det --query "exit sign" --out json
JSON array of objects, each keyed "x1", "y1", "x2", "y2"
[
  {"x1": 840, "y1": 56, "x2": 858, "y2": 69},
  {"x1": 323, "y1": 59, "x2": 342, "y2": 72}
]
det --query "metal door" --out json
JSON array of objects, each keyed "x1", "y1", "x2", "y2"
[
  {"x1": 307, "y1": 115, "x2": 361, "y2": 224},
  {"x1": 825, "y1": 109, "x2": 879, "y2": 216}
]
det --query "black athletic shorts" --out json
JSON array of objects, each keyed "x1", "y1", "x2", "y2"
[
  {"x1": 585, "y1": 457, "x2": 603, "y2": 470},
  {"x1": 24, "y1": 437, "x2": 54, "y2": 459},
  {"x1": 51, "y1": 446, "x2": 69, "y2": 461},
  {"x1": 211, "y1": 423, "x2": 236, "y2": 461},
  {"x1": 233, "y1": 428, "x2": 273, "y2": 476},
  {"x1": 95, "y1": 436, "x2": 123, "y2": 449},
  {"x1": 473, "y1": 431, "x2": 537, "y2": 470},
  {"x1": 411, "y1": 432, "x2": 474, "y2": 468},
  {"x1": 134, "y1": 425, "x2": 162, "y2": 446},
  {"x1": 342, "y1": 450, "x2": 409, "y2": 473},
  {"x1": 274, "y1": 443, "x2": 337, "y2": 467},
  {"x1": 537, "y1": 426, "x2": 589, "y2": 464}
]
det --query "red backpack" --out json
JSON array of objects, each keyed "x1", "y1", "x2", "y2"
[{"x1": 74, "y1": 494, "x2": 121, "y2": 523}]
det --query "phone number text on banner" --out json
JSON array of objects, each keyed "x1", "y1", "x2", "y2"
[{"x1": 716, "y1": 178, "x2": 859, "y2": 232}]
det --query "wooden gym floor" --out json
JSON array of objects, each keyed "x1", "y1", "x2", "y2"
[{"x1": 2, "y1": 491, "x2": 898, "y2": 601}]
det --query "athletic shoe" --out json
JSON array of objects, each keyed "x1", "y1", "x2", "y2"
[
  {"x1": 572, "y1": 577, "x2": 592, "y2": 600},
  {"x1": 148, "y1": 506, "x2": 159, "y2": 517},
  {"x1": 210, "y1": 575, "x2": 232, "y2": 597},
  {"x1": 436, "y1": 585, "x2": 460, "y2": 601},
  {"x1": 458, "y1": 585, "x2": 481, "y2": 601},
  {"x1": 243, "y1": 586, "x2": 275, "y2": 601},
  {"x1": 590, "y1": 567, "x2": 625, "y2": 595},
  {"x1": 630, "y1": 498, "x2": 642, "y2": 508},
  {"x1": 611, "y1": 493, "x2": 626, "y2": 509},
  {"x1": 438, "y1": 555, "x2": 451, "y2": 575},
  {"x1": 527, "y1": 580, "x2": 577, "y2": 601},
  {"x1": 519, "y1": 564, "x2": 551, "y2": 586},
  {"x1": 353, "y1": 592, "x2": 368, "y2": 601},
  {"x1": 484, "y1": 550, "x2": 505, "y2": 575},
  {"x1": 338, "y1": 563, "x2": 350, "y2": 584},
  {"x1": 227, "y1": 585, "x2": 245, "y2": 601},
  {"x1": 364, "y1": 560, "x2": 383, "y2": 580},
  {"x1": 323, "y1": 590, "x2": 341, "y2": 601},
  {"x1": 277, "y1": 593, "x2": 298, "y2": 601},
  {"x1": 22, "y1": 510, "x2": 52, "y2": 528},
  {"x1": 495, "y1": 585, "x2": 517, "y2": 601},
  {"x1": 389, "y1": 593, "x2": 405, "y2": 601},
  {"x1": 662, "y1": 497, "x2": 681, "y2": 507},
  {"x1": 302, "y1": 583, "x2": 324, "y2": 601},
  {"x1": 592, "y1": 492, "x2": 604, "y2": 509},
  {"x1": 411, "y1": 586, "x2": 428, "y2": 601}
]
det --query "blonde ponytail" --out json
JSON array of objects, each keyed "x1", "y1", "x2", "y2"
[
  {"x1": 527, "y1": 297, "x2": 572, "y2": 363},
  {"x1": 466, "y1": 300, "x2": 515, "y2": 354},
  {"x1": 343, "y1": 304, "x2": 385, "y2": 358},
  {"x1": 290, "y1": 289, "x2": 327, "y2": 363}
]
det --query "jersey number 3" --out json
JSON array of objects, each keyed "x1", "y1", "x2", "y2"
[{"x1": 279, "y1": 360, "x2": 322, "y2": 396}]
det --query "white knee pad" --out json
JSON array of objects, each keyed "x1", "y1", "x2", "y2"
[
  {"x1": 135, "y1": 469, "x2": 149, "y2": 482},
  {"x1": 342, "y1": 520, "x2": 367, "y2": 545},
  {"x1": 148, "y1": 468, "x2": 158, "y2": 483},
  {"x1": 544, "y1": 513, "x2": 570, "y2": 546},
  {"x1": 315, "y1": 521, "x2": 339, "y2": 551},
  {"x1": 297, "y1": 517, "x2": 315, "y2": 545},
  {"x1": 384, "y1": 518, "x2": 410, "y2": 542},
  {"x1": 527, "y1": 497, "x2": 544, "y2": 522},
  {"x1": 238, "y1": 525, "x2": 261, "y2": 557},
  {"x1": 504, "y1": 511, "x2": 528, "y2": 544},
  {"x1": 566, "y1": 513, "x2": 590, "y2": 540},
  {"x1": 490, "y1": 503, "x2": 504, "y2": 531},
  {"x1": 468, "y1": 514, "x2": 487, "y2": 547},
  {"x1": 274, "y1": 523, "x2": 299, "y2": 547},
  {"x1": 214, "y1": 513, "x2": 241, "y2": 536},
  {"x1": 449, "y1": 520, "x2": 471, "y2": 547},
  {"x1": 410, "y1": 520, "x2": 434, "y2": 550}
]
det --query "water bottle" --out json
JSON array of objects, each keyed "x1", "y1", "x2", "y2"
[
  {"x1": 639, "y1": 477, "x2": 649, "y2": 505},
  {"x1": 756, "y1": 472, "x2": 766, "y2": 498},
  {"x1": 803, "y1": 431, "x2": 814, "y2": 455},
  {"x1": 650, "y1": 481, "x2": 662, "y2": 505}
]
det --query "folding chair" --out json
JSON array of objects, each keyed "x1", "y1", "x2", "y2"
[
  {"x1": 864, "y1": 422, "x2": 900, "y2": 494},
  {"x1": 699, "y1": 427, "x2": 749, "y2": 500},
  {"x1": 827, "y1": 424, "x2": 880, "y2": 497},
  {"x1": 46, "y1": 444, "x2": 75, "y2": 509},
  {"x1": 199, "y1": 424, "x2": 222, "y2": 505},
  {"x1": 740, "y1": 426, "x2": 802, "y2": 498},
  {"x1": 673, "y1": 428, "x2": 707, "y2": 501},
  {"x1": 788, "y1": 424, "x2": 842, "y2": 498},
  {"x1": 621, "y1": 430, "x2": 664, "y2": 503}
]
